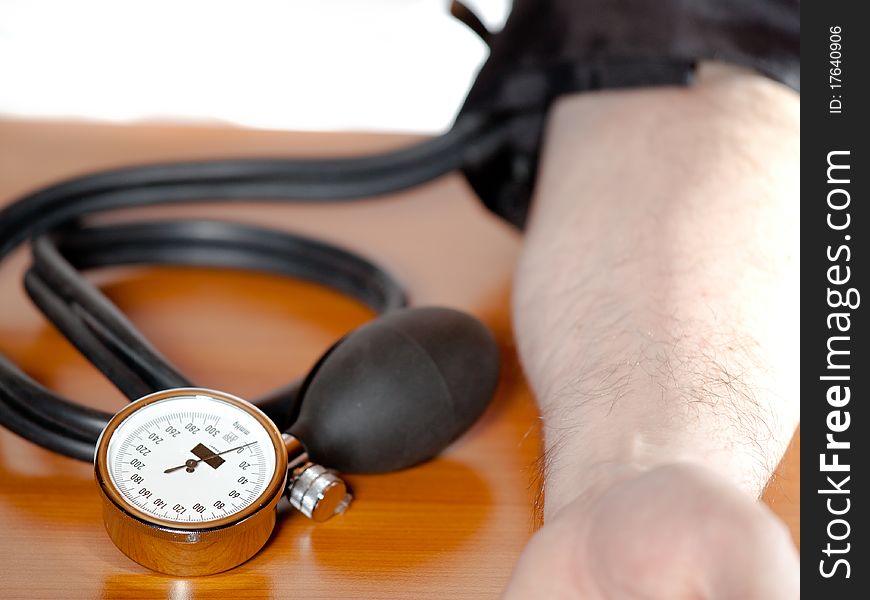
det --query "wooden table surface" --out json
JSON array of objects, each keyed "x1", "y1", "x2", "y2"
[{"x1": 0, "y1": 118, "x2": 799, "y2": 599}]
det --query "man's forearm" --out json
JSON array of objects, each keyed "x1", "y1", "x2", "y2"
[{"x1": 515, "y1": 63, "x2": 800, "y2": 517}]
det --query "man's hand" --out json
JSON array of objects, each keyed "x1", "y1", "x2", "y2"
[{"x1": 503, "y1": 464, "x2": 798, "y2": 599}]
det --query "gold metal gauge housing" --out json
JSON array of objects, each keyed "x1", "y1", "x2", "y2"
[{"x1": 94, "y1": 388, "x2": 288, "y2": 576}]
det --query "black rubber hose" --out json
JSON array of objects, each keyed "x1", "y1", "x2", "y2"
[
  {"x1": 0, "y1": 114, "x2": 506, "y2": 460},
  {"x1": 10, "y1": 220, "x2": 407, "y2": 459},
  {"x1": 0, "y1": 115, "x2": 507, "y2": 259}
]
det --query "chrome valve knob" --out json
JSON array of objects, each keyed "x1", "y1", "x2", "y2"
[{"x1": 286, "y1": 463, "x2": 351, "y2": 522}]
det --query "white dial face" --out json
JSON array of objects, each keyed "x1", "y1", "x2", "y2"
[{"x1": 106, "y1": 392, "x2": 278, "y2": 524}]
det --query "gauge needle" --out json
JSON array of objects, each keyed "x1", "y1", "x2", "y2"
[{"x1": 164, "y1": 441, "x2": 258, "y2": 473}]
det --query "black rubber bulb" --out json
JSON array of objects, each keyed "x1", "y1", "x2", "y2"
[{"x1": 288, "y1": 307, "x2": 500, "y2": 473}]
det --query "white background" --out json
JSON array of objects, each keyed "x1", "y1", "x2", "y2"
[{"x1": 0, "y1": 0, "x2": 510, "y2": 133}]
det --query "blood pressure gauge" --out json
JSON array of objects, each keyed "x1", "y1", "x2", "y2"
[
  {"x1": 89, "y1": 310, "x2": 499, "y2": 575},
  {"x1": 95, "y1": 388, "x2": 289, "y2": 576}
]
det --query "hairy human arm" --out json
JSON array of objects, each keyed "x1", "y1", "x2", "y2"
[{"x1": 504, "y1": 63, "x2": 799, "y2": 598}]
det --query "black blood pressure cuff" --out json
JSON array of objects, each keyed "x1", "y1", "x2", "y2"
[{"x1": 458, "y1": 0, "x2": 800, "y2": 228}]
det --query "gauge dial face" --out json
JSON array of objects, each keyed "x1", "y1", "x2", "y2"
[{"x1": 105, "y1": 392, "x2": 278, "y2": 525}]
